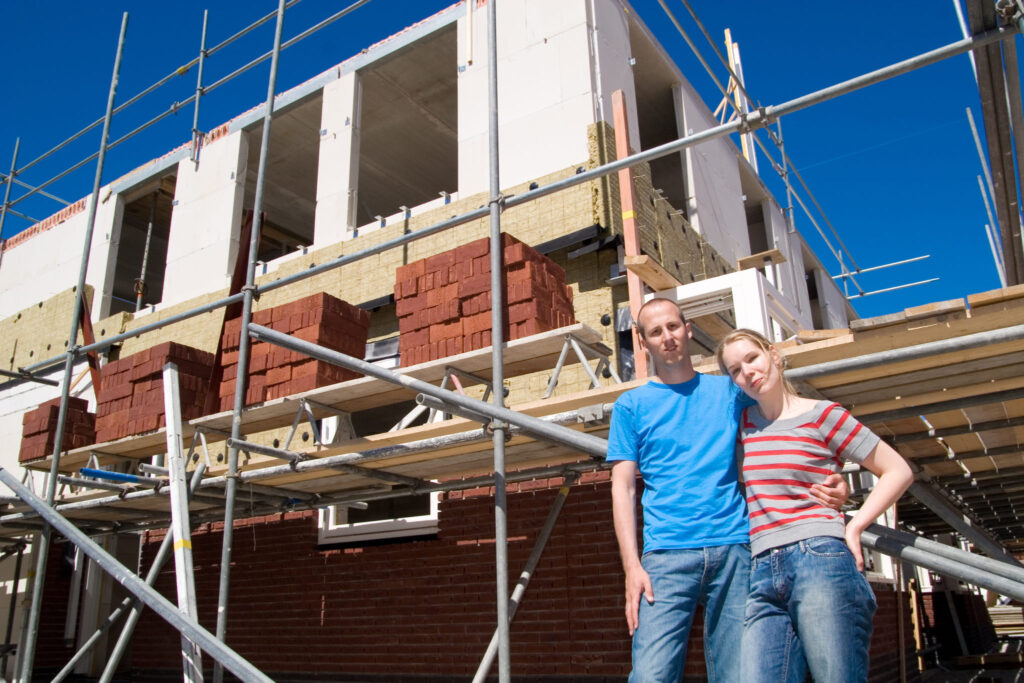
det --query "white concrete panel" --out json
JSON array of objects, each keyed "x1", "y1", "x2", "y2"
[
  {"x1": 314, "y1": 73, "x2": 361, "y2": 246},
  {"x1": 765, "y1": 199, "x2": 812, "y2": 321},
  {"x1": 501, "y1": 96, "x2": 595, "y2": 188},
  {"x1": 0, "y1": 194, "x2": 118, "y2": 321},
  {"x1": 162, "y1": 131, "x2": 247, "y2": 305},
  {"x1": 93, "y1": 194, "x2": 125, "y2": 319},
  {"x1": 457, "y1": 0, "x2": 598, "y2": 194},
  {"x1": 678, "y1": 85, "x2": 748, "y2": 266},
  {"x1": 589, "y1": 0, "x2": 640, "y2": 151},
  {"x1": 814, "y1": 268, "x2": 850, "y2": 329}
]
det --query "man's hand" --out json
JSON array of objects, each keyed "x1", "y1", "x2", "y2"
[
  {"x1": 624, "y1": 564, "x2": 654, "y2": 636},
  {"x1": 810, "y1": 473, "x2": 850, "y2": 510}
]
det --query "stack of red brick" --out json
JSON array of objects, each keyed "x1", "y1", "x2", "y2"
[
  {"x1": 95, "y1": 342, "x2": 215, "y2": 443},
  {"x1": 394, "y1": 233, "x2": 575, "y2": 366},
  {"x1": 219, "y1": 292, "x2": 370, "y2": 410},
  {"x1": 19, "y1": 397, "x2": 95, "y2": 463}
]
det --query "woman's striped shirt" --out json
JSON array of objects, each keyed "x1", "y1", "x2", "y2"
[{"x1": 740, "y1": 400, "x2": 880, "y2": 556}]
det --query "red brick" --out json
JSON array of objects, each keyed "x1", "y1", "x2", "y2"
[
  {"x1": 424, "y1": 250, "x2": 456, "y2": 273},
  {"x1": 395, "y1": 293, "x2": 427, "y2": 318},
  {"x1": 425, "y1": 283, "x2": 459, "y2": 308},
  {"x1": 457, "y1": 273, "x2": 491, "y2": 298},
  {"x1": 429, "y1": 321, "x2": 463, "y2": 343},
  {"x1": 395, "y1": 259, "x2": 426, "y2": 282}
]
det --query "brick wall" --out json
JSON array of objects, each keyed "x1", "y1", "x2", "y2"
[
  {"x1": 25, "y1": 478, "x2": 924, "y2": 681},
  {"x1": 869, "y1": 582, "x2": 922, "y2": 683}
]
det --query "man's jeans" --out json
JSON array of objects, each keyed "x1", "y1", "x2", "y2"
[
  {"x1": 741, "y1": 536, "x2": 876, "y2": 683},
  {"x1": 629, "y1": 544, "x2": 749, "y2": 683}
]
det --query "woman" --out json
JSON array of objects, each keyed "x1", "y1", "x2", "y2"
[{"x1": 716, "y1": 329, "x2": 913, "y2": 683}]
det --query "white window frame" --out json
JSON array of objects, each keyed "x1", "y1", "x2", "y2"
[
  {"x1": 317, "y1": 492, "x2": 439, "y2": 544},
  {"x1": 316, "y1": 335, "x2": 434, "y2": 543}
]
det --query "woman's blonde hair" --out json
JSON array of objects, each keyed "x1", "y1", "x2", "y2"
[{"x1": 715, "y1": 328, "x2": 797, "y2": 396}]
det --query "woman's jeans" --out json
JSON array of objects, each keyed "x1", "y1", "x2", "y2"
[
  {"x1": 629, "y1": 544, "x2": 749, "y2": 683},
  {"x1": 741, "y1": 536, "x2": 876, "y2": 683}
]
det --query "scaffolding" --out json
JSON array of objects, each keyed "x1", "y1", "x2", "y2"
[{"x1": 1, "y1": 0, "x2": 1024, "y2": 680}]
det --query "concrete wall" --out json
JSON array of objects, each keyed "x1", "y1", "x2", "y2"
[
  {"x1": 0, "y1": 195, "x2": 120, "y2": 322},
  {"x1": 162, "y1": 130, "x2": 248, "y2": 307},
  {"x1": 314, "y1": 72, "x2": 361, "y2": 246},
  {"x1": 765, "y1": 197, "x2": 813, "y2": 326},
  {"x1": 457, "y1": 0, "x2": 599, "y2": 195},
  {"x1": 587, "y1": 0, "x2": 641, "y2": 152},
  {"x1": 815, "y1": 266, "x2": 852, "y2": 329}
]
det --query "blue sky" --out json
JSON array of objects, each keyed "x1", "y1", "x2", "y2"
[{"x1": 0, "y1": 1, "x2": 1012, "y2": 319}]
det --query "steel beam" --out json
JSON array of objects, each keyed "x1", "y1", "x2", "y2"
[{"x1": 908, "y1": 481, "x2": 1021, "y2": 565}]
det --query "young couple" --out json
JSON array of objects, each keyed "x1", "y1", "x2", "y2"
[{"x1": 609, "y1": 297, "x2": 913, "y2": 682}]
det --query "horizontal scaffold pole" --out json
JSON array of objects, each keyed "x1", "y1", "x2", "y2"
[
  {"x1": 861, "y1": 520, "x2": 1024, "y2": 602},
  {"x1": 0, "y1": 467, "x2": 273, "y2": 683},
  {"x1": 859, "y1": 517, "x2": 1024, "y2": 583}
]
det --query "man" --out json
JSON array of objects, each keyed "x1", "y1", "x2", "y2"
[{"x1": 608, "y1": 298, "x2": 845, "y2": 682}]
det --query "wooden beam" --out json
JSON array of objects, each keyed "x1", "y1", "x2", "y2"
[
  {"x1": 736, "y1": 248, "x2": 786, "y2": 271},
  {"x1": 968, "y1": 283, "x2": 1024, "y2": 308},
  {"x1": 794, "y1": 329, "x2": 849, "y2": 343},
  {"x1": 624, "y1": 254, "x2": 683, "y2": 291},
  {"x1": 612, "y1": 89, "x2": 648, "y2": 379}
]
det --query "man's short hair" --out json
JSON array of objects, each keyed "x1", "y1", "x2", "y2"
[{"x1": 634, "y1": 298, "x2": 686, "y2": 339}]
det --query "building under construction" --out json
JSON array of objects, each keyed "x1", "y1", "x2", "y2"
[{"x1": 0, "y1": 1, "x2": 1023, "y2": 681}]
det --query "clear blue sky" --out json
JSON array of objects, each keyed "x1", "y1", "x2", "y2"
[{"x1": 0, "y1": 1, "x2": 1011, "y2": 319}]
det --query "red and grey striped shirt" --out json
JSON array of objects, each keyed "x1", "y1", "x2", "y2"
[{"x1": 740, "y1": 400, "x2": 880, "y2": 556}]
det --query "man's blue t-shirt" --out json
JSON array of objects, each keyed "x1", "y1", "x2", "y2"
[{"x1": 607, "y1": 373, "x2": 753, "y2": 552}]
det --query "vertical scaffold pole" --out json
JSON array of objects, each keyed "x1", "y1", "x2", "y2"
[
  {"x1": 135, "y1": 191, "x2": 158, "y2": 311},
  {"x1": 2, "y1": 544, "x2": 24, "y2": 677},
  {"x1": 18, "y1": 14, "x2": 128, "y2": 682},
  {"x1": 0, "y1": 138, "x2": 20, "y2": 249},
  {"x1": 97, "y1": 463, "x2": 209, "y2": 683},
  {"x1": 485, "y1": 2, "x2": 511, "y2": 682},
  {"x1": 213, "y1": 3, "x2": 286, "y2": 682},
  {"x1": 191, "y1": 10, "x2": 209, "y2": 164},
  {"x1": 162, "y1": 363, "x2": 203, "y2": 681}
]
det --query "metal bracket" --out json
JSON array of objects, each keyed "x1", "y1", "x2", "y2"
[
  {"x1": 544, "y1": 334, "x2": 621, "y2": 398},
  {"x1": 576, "y1": 404, "x2": 607, "y2": 425},
  {"x1": 304, "y1": 398, "x2": 355, "y2": 446},
  {"x1": 391, "y1": 366, "x2": 495, "y2": 431},
  {"x1": 283, "y1": 398, "x2": 325, "y2": 449}
]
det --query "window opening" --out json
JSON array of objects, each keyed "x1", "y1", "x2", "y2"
[
  {"x1": 243, "y1": 93, "x2": 322, "y2": 262},
  {"x1": 354, "y1": 23, "x2": 457, "y2": 227},
  {"x1": 109, "y1": 175, "x2": 176, "y2": 315},
  {"x1": 630, "y1": 21, "x2": 687, "y2": 216}
]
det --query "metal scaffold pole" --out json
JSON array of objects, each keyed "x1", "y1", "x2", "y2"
[
  {"x1": 0, "y1": 469, "x2": 273, "y2": 683},
  {"x1": 473, "y1": 475, "x2": 579, "y2": 683},
  {"x1": 190, "y1": 9, "x2": 209, "y2": 163},
  {"x1": 18, "y1": 14, "x2": 128, "y2": 682},
  {"x1": 162, "y1": 364, "x2": 203, "y2": 680},
  {"x1": 0, "y1": 138, "x2": 19, "y2": 247},
  {"x1": 485, "y1": 1, "x2": 511, "y2": 681},
  {"x1": 214, "y1": 2, "x2": 286, "y2": 682}
]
